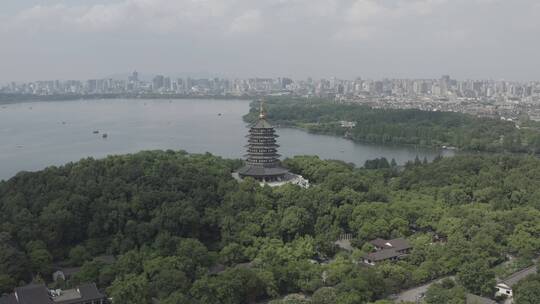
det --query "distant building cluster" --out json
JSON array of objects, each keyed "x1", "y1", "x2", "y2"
[
  {"x1": 0, "y1": 71, "x2": 295, "y2": 97},
  {"x1": 332, "y1": 75, "x2": 540, "y2": 122},
  {"x1": 3, "y1": 73, "x2": 540, "y2": 120}
]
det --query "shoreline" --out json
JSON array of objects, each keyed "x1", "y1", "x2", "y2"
[
  {"x1": 244, "y1": 116, "x2": 540, "y2": 157},
  {"x1": 0, "y1": 94, "x2": 253, "y2": 105},
  {"x1": 243, "y1": 116, "x2": 453, "y2": 154}
]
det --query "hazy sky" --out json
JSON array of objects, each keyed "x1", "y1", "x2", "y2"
[{"x1": 1, "y1": 0, "x2": 540, "y2": 82}]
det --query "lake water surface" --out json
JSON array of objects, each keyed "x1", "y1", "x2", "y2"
[{"x1": 0, "y1": 99, "x2": 453, "y2": 180}]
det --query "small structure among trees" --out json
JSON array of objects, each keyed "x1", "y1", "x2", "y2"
[
  {"x1": 495, "y1": 265, "x2": 538, "y2": 298},
  {"x1": 362, "y1": 238, "x2": 412, "y2": 265},
  {"x1": 0, "y1": 283, "x2": 106, "y2": 304}
]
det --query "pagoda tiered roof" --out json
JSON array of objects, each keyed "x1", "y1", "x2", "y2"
[{"x1": 237, "y1": 101, "x2": 289, "y2": 181}]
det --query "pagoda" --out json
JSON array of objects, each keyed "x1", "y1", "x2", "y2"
[{"x1": 236, "y1": 101, "x2": 290, "y2": 182}]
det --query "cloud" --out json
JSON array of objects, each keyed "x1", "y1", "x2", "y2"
[
  {"x1": 1, "y1": 0, "x2": 505, "y2": 42},
  {"x1": 269, "y1": 0, "x2": 341, "y2": 18},
  {"x1": 228, "y1": 9, "x2": 263, "y2": 34},
  {"x1": 1, "y1": 0, "x2": 540, "y2": 81},
  {"x1": 346, "y1": 0, "x2": 384, "y2": 23},
  {"x1": 6, "y1": 0, "x2": 233, "y2": 34},
  {"x1": 3, "y1": 0, "x2": 342, "y2": 37},
  {"x1": 335, "y1": 0, "x2": 448, "y2": 40}
]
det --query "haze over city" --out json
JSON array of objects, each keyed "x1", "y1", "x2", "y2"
[{"x1": 2, "y1": 0, "x2": 540, "y2": 83}]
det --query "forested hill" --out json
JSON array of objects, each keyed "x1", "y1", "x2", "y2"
[
  {"x1": 244, "y1": 98, "x2": 540, "y2": 153},
  {"x1": 2, "y1": 151, "x2": 540, "y2": 303}
]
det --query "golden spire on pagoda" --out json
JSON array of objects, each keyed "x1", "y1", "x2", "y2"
[{"x1": 259, "y1": 100, "x2": 266, "y2": 119}]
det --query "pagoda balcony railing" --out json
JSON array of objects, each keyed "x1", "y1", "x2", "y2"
[
  {"x1": 247, "y1": 141, "x2": 279, "y2": 145},
  {"x1": 247, "y1": 156, "x2": 281, "y2": 161},
  {"x1": 247, "y1": 149, "x2": 279, "y2": 153},
  {"x1": 248, "y1": 130, "x2": 277, "y2": 134},
  {"x1": 245, "y1": 155, "x2": 282, "y2": 160},
  {"x1": 246, "y1": 155, "x2": 281, "y2": 159},
  {"x1": 245, "y1": 143, "x2": 280, "y2": 148},
  {"x1": 245, "y1": 134, "x2": 279, "y2": 139},
  {"x1": 247, "y1": 138, "x2": 278, "y2": 142},
  {"x1": 246, "y1": 161, "x2": 281, "y2": 166}
]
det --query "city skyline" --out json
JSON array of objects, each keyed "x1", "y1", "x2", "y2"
[
  {"x1": 5, "y1": 72, "x2": 540, "y2": 122},
  {"x1": 1, "y1": 0, "x2": 540, "y2": 82},
  {"x1": 4, "y1": 71, "x2": 540, "y2": 86}
]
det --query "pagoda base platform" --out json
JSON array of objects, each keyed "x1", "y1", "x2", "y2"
[
  {"x1": 236, "y1": 165, "x2": 290, "y2": 182},
  {"x1": 232, "y1": 171, "x2": 309, "y2": 188}
]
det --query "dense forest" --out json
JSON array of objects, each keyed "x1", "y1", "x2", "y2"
[
  {"x1": 1, "y1": 150, "x2": 540, "y2": 303},
  {"x1": 244, "y1": 98, "x2": 540, "y2": 153}
]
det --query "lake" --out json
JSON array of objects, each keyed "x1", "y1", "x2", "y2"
[{"x1": 0, "y1": 99, "x2": 453, "y2": 181}]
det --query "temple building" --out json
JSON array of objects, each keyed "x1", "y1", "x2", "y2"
[
  {"x1": 0, "y1": 283, "x2": 106, "y2": 304},
  {"x1": 234, "y1": 101, "x2": 308, "y2": 188}
]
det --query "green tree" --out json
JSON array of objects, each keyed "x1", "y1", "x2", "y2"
[
  {"x1": 514, "y1": 275, "x2": 540, "y2": 304},
  {"x1": 424, "y1": 281, "x2": 466, "y2": 304},
  {"x1": 72, "y1": 260, "x2": 105, "y2": 285},
  {"x1": 312, "y1": 287, "x2": 337, "y2": 304},
  {"x1": 0, "y1": 233, "x2": 29, "y2": 289},
  {"x1": 457, "y1": 259, "x2": 495, "y2": 297},
  {"x1": 161, "y1": 292, "x2": 193, "y2": 304},
  {"x1": 69, "y1": 245, "x2": 91, "y2": 266},
  {"x1": 280, "y1": 206, "x2": 311, "y2": 240},
  {"x1": 219, "y1": 243, "x2": 246, "y2": 266},
  {"x1": 0, "y1": 274, "x2": 15, "y2": 294},
  {"x1": 25, "y1": 241, "x2": 53, "y2": 276},
  {"x1": 190, "y1": 268, "x2": 266, "y2": 304},
  {"x1": 107, "y1": 274, "x2": 151, "y2": 304}
]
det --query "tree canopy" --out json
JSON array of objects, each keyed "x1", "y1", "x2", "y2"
[{"x1": 1, "y1": 150, "x2": 540, "y2": 302}]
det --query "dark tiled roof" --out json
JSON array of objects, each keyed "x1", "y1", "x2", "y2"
[
  {"x1": 370, "y1": 238, "x2": 389, "y2": 248},
  {"x1": 365, "y1": 238, "x2": 412, "y2": 262},
  {"x1": 0, "y1": 294, "x2": 18, "y2": 304},
  {"x1": 365, "y1": 249, "x2": 401, "y2": 262},
  {"x1": 75, "y1": 283, "x2": 105, "y2": 302},
  {"x1": 14, "y1": 284, "x2": 52, "y2": 304},
  {"x1": 499, "y1": 265, "x2": 537, "y2": 287},
  {"x1": 54, "y1": 283, "x2": 105, "y2": 304},
  {"x1": 369, "y1": 238, "x2": 411, "y2": 251},
  {"x1": 0, "y1": 283, "x2": 105, "y2": 304},
  {"x1": 237, "y1": 165, "x2": 289, "y2": 177},
  {"x1": 388, "y1": 238, "x2": 412, "y2": 251}
]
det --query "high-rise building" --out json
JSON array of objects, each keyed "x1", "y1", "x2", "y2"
[
  {"x1": 86, "y1": 79, "x2": 97, "y2": 93},
  {"x1": 129, "y1": 71, "x2": 139, "y2": 82},
  {"x1": 152, "y1": 75, "x2": 164, "y2": 91},
  {"x1": 281, "y1": 77, "x2": 293, "y2": 89},
  {"x1": 164, "y1": 77, "x2": 171, "y2": 91}
]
